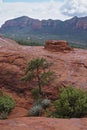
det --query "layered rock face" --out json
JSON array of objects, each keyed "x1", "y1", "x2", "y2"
[
  {"x1": 45, "y1": 40, "x2": 72, "y2": 52},
  {"x1": 0, "y1": 36, "x2": 34, "y2": 110},
  {"x1": 0, "y1": 36, "x2": 27, "y2": 90}
]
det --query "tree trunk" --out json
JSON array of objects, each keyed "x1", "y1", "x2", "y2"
[{"x1": 36, "y1": 67, "x2": 43, "y2": 96}]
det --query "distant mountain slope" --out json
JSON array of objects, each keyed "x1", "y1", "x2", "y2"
[{"x1": 0, "y1": 16, "x2": 87, "y2": 46}]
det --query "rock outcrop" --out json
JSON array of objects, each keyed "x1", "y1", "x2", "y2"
[{"x1": 45, "y1": 40, "x2": 72, "y2": 52}]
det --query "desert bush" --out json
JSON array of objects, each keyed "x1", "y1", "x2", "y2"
[
  {"x1": 29, "y1": 104, "x2": 43, "y2": 116},
  {"x1": 0, "y1": 94, "x2": 15, "y2": 115},
  {"x1": 41, "y1": 99, "x2": 51, "y2": 109},
  {"x1": 29, "y1": 98, "x2": 51, "y2": 117},
  {"x1": 54, "y1": 86, "x2": 87, "y2": 118}
]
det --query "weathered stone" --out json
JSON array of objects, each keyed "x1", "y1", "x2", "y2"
[{"x1": 45, "y1": 40, "x2": 72, "y2": 52}]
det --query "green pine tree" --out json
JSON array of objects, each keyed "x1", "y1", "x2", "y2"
[{"x1": 22, "y1": 57, "x2": 55, "y2": 97}]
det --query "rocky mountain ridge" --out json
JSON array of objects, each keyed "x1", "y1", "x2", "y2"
[
  {"x1": 1, "y1": 16, "x2": 87, "y2": 30},
  {"x1": 0, "y1": 16, "x2": 87, "y2": 44}
]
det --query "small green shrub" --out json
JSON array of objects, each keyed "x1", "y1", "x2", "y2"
[
  {"x1": 54, "y1": 86, "x2": 87, "y2": 118},
  {"x1": 29, "y1": 105, "x2": 43, "y2": 116},
  {"x1": 0, "y1": 94, "x2": 15, "y2": 114},
  {"x1": 41, "y1": 99, "x2": 51, "y2": 109}
]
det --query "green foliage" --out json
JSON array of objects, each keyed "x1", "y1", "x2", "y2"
[
  {"x1": 31, "y1": 87, "x2": 41, "y2": 100},
  {"x1": 25, "y1": 58, "x2": 52, "y2": 73},
  {"x1": 40, "y1": 71, "x2": 55, "y2": 86},
  {"x1": 54, "y1": 86, "x2": 87, "y2": 118},
  {"x1": 41, "y1": 99, "x2": 51, "y2": 109},
  {"x1": 16, "y1": 39, "x2": 44, "y2": 46},
  {"x1": 29, "y1": 104, "x2": 43, "y2": 116},
  {"x1": 0, "y1": 94, "x2": 15, "y2": 115},
  {"x1": 22, "y1": 57, "x2": 55, "y2": 96}
]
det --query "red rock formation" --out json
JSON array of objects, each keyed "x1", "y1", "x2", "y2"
[
  {"x1": 0, "y1": 37, "x2": 34, "y2": 111},
  {"x1": 45, "y1": 40, "x2": 72, "y2": 52},
  {"x1": 0, "y1": 37, "x2": 87, "y2": 96},
  {"x1": 0, "y1": 37, "x2": 87, "y2": 118}
]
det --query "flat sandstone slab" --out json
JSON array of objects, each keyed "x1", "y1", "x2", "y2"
[{"x1": 0, "y1": 117, "x2": 87, "y2": 130}]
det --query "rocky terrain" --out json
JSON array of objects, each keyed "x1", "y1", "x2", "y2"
[{"x1": 0, "y1": 36, "x2": 87, "y2": 129}]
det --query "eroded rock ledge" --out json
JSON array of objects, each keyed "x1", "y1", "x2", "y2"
[{"x1": 45, "y1": 40, "x2": 73, "y2": 52}]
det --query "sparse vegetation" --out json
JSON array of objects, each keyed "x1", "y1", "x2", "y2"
[
  {"x1": 41, "y1": 99, "x2": 51, "y2": 109},
  {"x1": 0, "y1": 92, "x2": 15, "y2": 119},
  {"x1": 29, "y1": 104, "x2": 43, "y2": 116},
  {"x1": 29, "y1": 98, "x2": 51, "y2": 117},
  {"x1": 16, "y1": 39, "x2": 44, "y2": 46},
  {"x1": 53, "y1": 86, "x2": 87, "y2": 118},
  {"x1": 22, "y1": 57, "x2": 54, "y2": 117}
]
